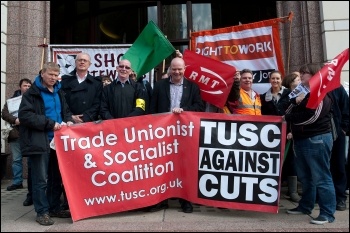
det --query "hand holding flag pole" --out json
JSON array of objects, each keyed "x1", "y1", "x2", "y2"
[
  {"x1": 162, "y1": 35, "x2": 167, "y2": 73},
  {"x1": 306, "y1": 48, "x2": 349, "y2": 109}
]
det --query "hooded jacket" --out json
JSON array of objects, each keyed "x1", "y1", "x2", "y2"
[{"x1": 19, "y1": 75, "x2": 73, "y2": 156}]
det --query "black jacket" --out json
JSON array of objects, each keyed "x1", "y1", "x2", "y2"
[
  {"x1": 150, "y1": 77, "x2": 205, "y2": 113},
  {"x1": 100, "y1": 78, "x2": 146, "y2": 119},
  {"x1": 261, "y1": 87, "x2": 291, "y2": 116},
  {"x1": 285, "y1": 93, "x2": 332, "y2": 139},
  {"x1": 18, "y1": 84, "x2": 73, "y2": 156},
  {"x1": 137, "y1": 79, "x2": 153, "y2": 114},
  {"x1": 60, "y1": 73, "x2": 102, "y2": 122},
  {"x1": 1, "y1": 90, "x2": 22, "y2": 142},
  {"x1": 329, "y1": 85, "x2": 349, "y2": 135}
]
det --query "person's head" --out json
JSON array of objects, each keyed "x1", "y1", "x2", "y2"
[
  {"x1": 19, "y1": 78, "x2": 32, "y2": 94},
  {"x1": 75, "y1": 53, "x2": 91, "y2": 73},
  {"x1": 292, "y1": 71, "x2": 300, "y2": 77},
  {"x1": 239, "y1": 69, "x2": 254, "y2": 91},
  {"x1": 101, "y1": 75, "x2": 112, "y2": 86},
  {"x1": 41, "y1": 62, "x2": 60, "y2": 89},
  {"x1": 282, "y1": 72, "x2": 301, "y2": 90},
  {"x1": 299, "y1": 63, "x2": 322, "y2": 87},
  {"x1": 117, "y1": 59, "x2": 132, "y2": 81},
  {"x1": 269, "y1": 71, "x2": 282, "y2": 89},
  {"x1": 129, "y1": 70, "x2": 137, "y2": 81},
  {"x1": 169, "y1": 57, "x2": 185, "y2": 84}
]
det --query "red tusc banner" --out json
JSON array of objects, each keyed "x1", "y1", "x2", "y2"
[{"x1": 55, "y1": 112, "x2": 286, "y2": 221}]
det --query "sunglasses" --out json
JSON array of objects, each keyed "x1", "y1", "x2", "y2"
[
  {"x1": 118, "y1": 65, "x2": 131, "y2": 70},
  {"x1": 300, "y1": 71, "x2": 311, "y2": 75}
]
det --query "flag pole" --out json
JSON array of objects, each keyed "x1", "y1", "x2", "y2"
[
  {"x1": 38, "y1": 38, "x2": 48, "y2": 70},
  {"x1": 277, "y1": 11, "x2": 294, "y2": 23},
  {"x1": 189, "y1": 30, "x2": 192, "y2": 51},
  {"x1": 162, "y1": 35, "x2": 167, "y2": 73},
  {"x1": 286, "y1": 12, "x2": 294, "y2": 74}
]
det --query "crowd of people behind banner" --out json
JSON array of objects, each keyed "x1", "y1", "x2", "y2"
[{"x1": 1, "y1": 50, "x2": 349, "y2": 226}]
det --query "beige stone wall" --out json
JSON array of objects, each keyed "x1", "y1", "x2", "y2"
[
  {"x1": 320, "y1": 1, "x2": 349, "y2": 85},
  {"x1": 2, "y1": 1, "x2": 50, "y2": 179},
  {"x1": 1, "y1": 1, "x2": 8, "y2": 153},
  {"x1": 277, "y1": 1, "x2": 349, "y2": 84}
]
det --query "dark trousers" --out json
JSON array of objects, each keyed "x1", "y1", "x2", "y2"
[
  {"x1": 330, "y1": 133, "x2": 347, "y2": 203},
  {"x1": 281, "y1": 140, "x2": 297, "y2": 182},
  {"x1": 27, "y1": 158, "x2": 32, "y2": 199}
]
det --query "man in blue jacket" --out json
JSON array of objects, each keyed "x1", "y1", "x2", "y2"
[{"x1": 19, "y1": 62, "x2": 74, "y2": 226}]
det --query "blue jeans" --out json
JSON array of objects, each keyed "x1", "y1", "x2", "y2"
[
  {"x1": 293, "y1": 132, "x2": 336, "y2": 222},
  {"x1": 9, "y1": 140, "x2": 23, "y2": 185},
  {"x1": 31, "y1": 149, "x2": 63, "y2": 216}
]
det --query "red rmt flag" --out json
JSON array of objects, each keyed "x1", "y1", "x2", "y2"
[
  {"x1": 307, "y1": 48, "x2": 349, "y2": 109},
  {"x1": 183, "y1": 49, "x2": 236, "y2": 108}
]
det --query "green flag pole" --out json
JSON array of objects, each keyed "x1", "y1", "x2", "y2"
[{"x1": 283, "y1": 140, "x2": 291, "y2": 164}]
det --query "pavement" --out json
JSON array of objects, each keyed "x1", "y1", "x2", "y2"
[{"x1": 1, "y1": 179, "x2": 349, "y2": 232}]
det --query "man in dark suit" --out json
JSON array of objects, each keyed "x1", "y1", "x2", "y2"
[
  {"x1": 148, "y1": 57, "x2": 205, "y2": 213},
  {"x1": 60, "y1": 52, "x2": 103, "y2": 123},
  {"x1": 59, "y1": 52, "x2": 103, "y2": 210}
]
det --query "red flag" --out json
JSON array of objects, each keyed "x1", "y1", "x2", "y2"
[
  {"x1": 307, "y1": 48, "x2": 349, "y2": 109},
  {"x1": 183, "y1": 50, "x2": 236, "y2": 108}
]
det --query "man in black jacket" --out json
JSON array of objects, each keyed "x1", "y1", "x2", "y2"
[
  {"x1": 148, "y1": 57, "x2": 205, "y2": 213},
  {"x1": 1, "y1": 78, "x2": 33, "y2": 206},
  {"x1": 60, "y1": 52, "x2": 103, "y2": 209},
  {"x1": 329, "y1": 85, "x2": 349, "y2": 211},
  {"x1": 100, "y1": 59, "x2": 146, "y2": 119},
  {"x1": 60, "y1": 52, "x2": 103, "y2": 123}
]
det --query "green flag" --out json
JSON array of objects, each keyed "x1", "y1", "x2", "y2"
[{"x1": 123, "y1": 20, "x2": 176, "y2": 79}]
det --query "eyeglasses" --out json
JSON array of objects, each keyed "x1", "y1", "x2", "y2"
[
  {"x1": 300, "y1": 71, "x2": 311, "y2": 75},
  {"x1": 77, "y1": 59, "x2": 90, "y2": 63},
  {"x1": 118, "y1": 65, "x2": 131, "y2": 70}
]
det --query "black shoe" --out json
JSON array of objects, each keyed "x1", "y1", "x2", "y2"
[
  {"x1": 336, "y1": 200, "x2": 346, "y2": 211},
  {"x1": 181, "y1": 201, "x2": 193, "y2": 213},
  {"x1": 6, "y1": 184, "x2": 23, "y2": 191},
  {"x1": 36, "y1": 214, "x2": 54, "y2": 226},
  {"x1": 61, "y1": 201, "x2": 69, "y2": 210},
  {"x1": 49, "y1": 209, "x2": 71, "y2": 218},
  {"x1": 23, "y1": 197, "x2": 33, "y2": 206},
  {"x1": 147, "y1": 201, "x2": 169, "y2": 212}
]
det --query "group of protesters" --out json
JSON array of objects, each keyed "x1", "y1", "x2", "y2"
[
  {"x1": 1, "y1": 50, "x2": 349, "y2": 226},
  {"x1": 224, "y1": 65, "x2": 349, "y2": 225}
]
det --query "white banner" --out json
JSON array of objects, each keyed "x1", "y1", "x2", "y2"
[
  {"x1": 48, "y1": 45, "x2": 153, "y2": 84},
  {"x1": 191, "y1": 18, "x2": 285, "y2": 94}
]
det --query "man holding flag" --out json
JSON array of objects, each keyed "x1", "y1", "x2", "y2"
[
  {"x1": 284, "y1": 49, "x2": 349, "y2": 223},
  {"x1": 284, "y1": 63, "x2": 336, "y2": 225}
]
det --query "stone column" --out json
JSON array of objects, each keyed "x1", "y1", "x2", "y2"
[
  {"x1": 5, "y1": 1, "x2": 50, "y2": 179},
  {"x1": 277, "y1": 1, "x2": 324, "y2": 74}
]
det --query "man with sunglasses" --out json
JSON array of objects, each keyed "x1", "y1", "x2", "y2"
[{"x1": 99, "y1": 59, "x2": 147, "y2": 119}]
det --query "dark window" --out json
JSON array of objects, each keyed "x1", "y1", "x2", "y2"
[{"x1": 50, "y1": 1, "x2": 276, "y2": 79}]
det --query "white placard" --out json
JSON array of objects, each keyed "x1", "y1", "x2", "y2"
[{"x1": 6, "y1": 95, "x2": 22, "y2": 117}]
